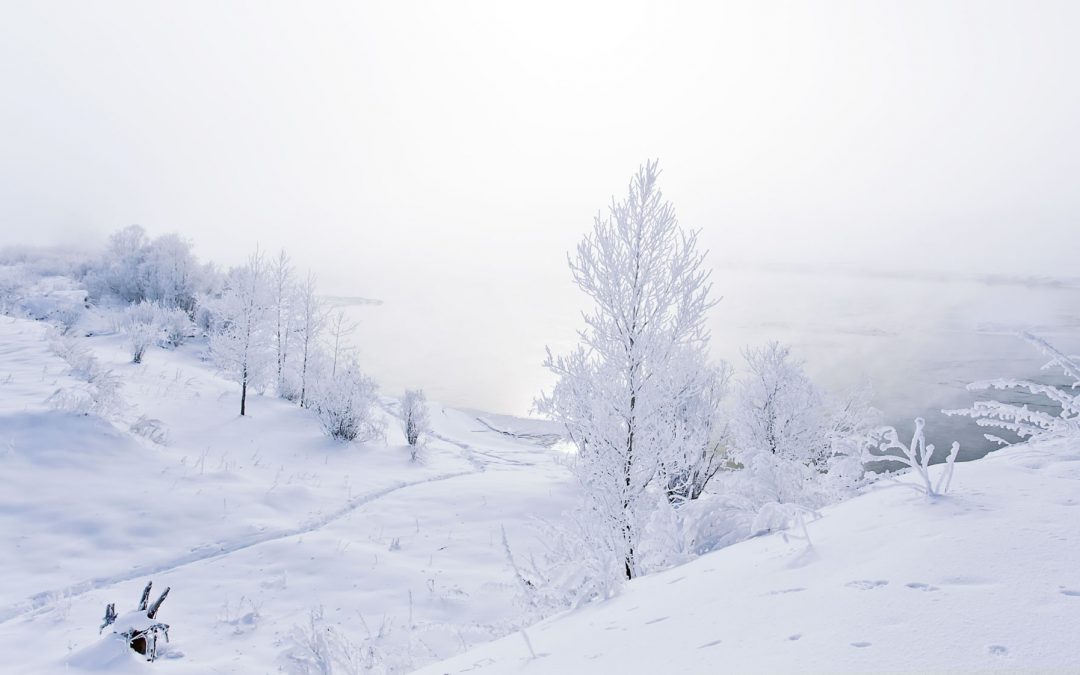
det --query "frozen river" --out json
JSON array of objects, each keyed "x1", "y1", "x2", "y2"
[{"x1": 339, "y1": 264, "x2": 1080, "y2": 461}]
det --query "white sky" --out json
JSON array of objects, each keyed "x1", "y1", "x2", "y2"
[{"x1": 2, "y1": 1, "x2": 1078, "y2": 286}]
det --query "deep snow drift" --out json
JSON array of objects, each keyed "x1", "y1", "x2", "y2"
[{"x1": 419, "y1": 439, "x2": 1080, "y2": 673}]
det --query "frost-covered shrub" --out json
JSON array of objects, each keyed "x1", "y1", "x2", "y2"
[
  {"x1": 48, "y1": 336, "x2": 122, "y2": 417},
  {"x1": 865, "y1": 417, "x2": 959, "y2": 496},
  {"x1": 0, "y1": 266, "x2": 21, "y2": 314},
  {"x1": 193, "y1": 297, "x2": 218, "y2": 336},
  {"x1": 730, "y1": 342, "x2": 877, "y2": 509},
  {"x1": 158, "y1": 307, "x2": 195, "y2": 348},
  {"x1": 121, "y1": 301, "x2": 162, "y2": 364},
  {"x1": 400, "y1": 389, "x2": 430, "y2": 449},
  {"x1": 282, "y1": 607, "x2": 415, "y2": 675},
  {"x1": 945, "y1": 332, "x2": 1080, "y2": 446},
  {"x1": 52, "y1": 304, "x2": 84, "y2": 335},
  {"x1": 314, "y1": 362, "x2": 384, "y2": 442},
  {"x1": 85, "y1": 226, "x2": 210, "y2": 312},
  {"x1": 130, "y1": 416, "x2": 169, "y2": 445}
]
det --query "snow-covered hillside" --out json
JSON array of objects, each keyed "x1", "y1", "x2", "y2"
[
  {"x1": 419, "y1": 438, "x2": 1080, "y2": 673},
  {"x1": 0, "y1": 315, "x2": 577, "y2": 672}
]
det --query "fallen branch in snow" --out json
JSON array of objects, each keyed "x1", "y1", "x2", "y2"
[{"x1": 99, "y1": 580, "x2": 171, "y2": 662}]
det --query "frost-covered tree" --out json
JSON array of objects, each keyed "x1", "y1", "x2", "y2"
[
  {"x1": 313, "y1": 359, "x2": 383, "y2": 442},
  {"x1": 90, "y1": 225, "x2": 150, "y2": 303},
  {"x1": 730, "y1": 342, "x2": 876, "y2": 508},
  {"x1": 270, "y1": 249, "x2": 294, "y2": 394},
  {"x1": 140, "y1": 234, "x2": 202, "y2": 313},
  {"x1": 945, "y1": 332, "x2": 1080, "y2": 445},
  {"x1": 209, "y1": 249, "x2": 272, "y2": 416},
  {"x1": 326, "y1": 309, "x2": 357, "y2": 378},
  {"x1": 538, "y1": 160, "x2": 718, "y2": 581},
  {"x1": 660, "y1": 359, "x2": 732, "y2": 504},
  {"x1": 121, "y1": 301, "x2": 161, "y2": 364},
  {"x1": 400, "y1": 388, "x2": 430, "y2": 449},
  {"x1": 86, "y1": 226, "x2": 209, "y2": 312},
  {"x1": 294, "y1": 272, "x2": 326, "y2": 408}
]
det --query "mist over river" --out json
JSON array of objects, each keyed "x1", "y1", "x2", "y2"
[{"x1": 338, "y1": 264, "x2": 1080, "y2": 462}]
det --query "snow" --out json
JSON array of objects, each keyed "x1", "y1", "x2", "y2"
[
  {"x1": 0, "y1": 315, "x2": 577, "y2": 672},
  {"x1": 2, "y1": 308, "x2": 1079, "y2": 673},
  {"x1": 419, "y1": 438, "x2": 1080, "y2": 673}
]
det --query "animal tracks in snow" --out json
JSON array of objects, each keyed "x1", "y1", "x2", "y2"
[
  {"x1": 905, "y1": 582, "x2": 940, "y2": 592},
  {"x1": 846, "y1": 579, "x2": 888, "y2": 590}
]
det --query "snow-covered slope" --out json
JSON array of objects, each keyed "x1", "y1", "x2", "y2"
[
  {"x1": 419, "y1": 439, "x2": 1080, "y2": 673},
  {"x1": 0, "y1": 315, "x2": 576, "y2": 672}
]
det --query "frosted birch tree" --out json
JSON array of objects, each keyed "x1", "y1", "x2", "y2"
[
  {"x1": 210, "y1": 249, "x2": 272, "y2": 416},
  {"x1": 294, "y1": 271, "x2": 326, "y2": 408},
  {"x1": 538, "y1": 160, "x2": 718, "y2": 581},
  {"x1": 270, "y1": 249, "x2": 294, "y2": 395},
  {"x1": 326, "y1": 309, "x2": 357, "y2": 378}
]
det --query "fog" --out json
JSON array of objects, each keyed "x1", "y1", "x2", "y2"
[{"x1": 2, "y1": 1, "x2": 1079, "y2": 451}]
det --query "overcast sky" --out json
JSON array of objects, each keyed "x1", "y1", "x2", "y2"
[
  {"x1": 2, "y1": 1, "x2": 1078, "y2": 287},
  {"x1": 2, "y1": 1, "x2": 1079, "y2": 414}
]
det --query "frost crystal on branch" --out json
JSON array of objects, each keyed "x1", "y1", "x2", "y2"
[
  {"x1": 945, "y1": 332, "x2": 1080, "y2": 445},
  {"x1": 866, "y1": 417, "x2": 959, "y2": 496}
]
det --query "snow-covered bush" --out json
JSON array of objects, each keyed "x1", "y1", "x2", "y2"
[
  {"x1": 121, "y1": 301, "x2": 162, "y2": 364},
  {"x1": 865, "y1": 417, "x2": 959, "y2": 496},
  {"x1": 538, "y1": 160, "x2": 720, "y2": 582},
  {"x1": 314, "y1": 361, "x2": 384, "y2": 442},
  {"x1": 130, "y1": 416, "x2": 169, "y2": 445},
  {"x1": 158, "y1": 306, "x2": 195, "y2": 348},
  {"x1": 0, "y1": 265, "x2": 21, "y2": 314},
  {"x1": 945, "y1": 332, "x2": 1080, "y2": 445},
  {"x1": 282, "y1": 606, "x2": 415, "y2": 675},
  {"x1": 85, "y1": 226, "x2": 210, "y2": 312},
  {"x1": 730, "y1": 342, "x2": 876, "y2": 508},
  {"x1": 48, "y1": 336, "x2": 122, "y2": 417},
  {"x1": 400, "y1": 389, "x2": 430, "y2": 451}
]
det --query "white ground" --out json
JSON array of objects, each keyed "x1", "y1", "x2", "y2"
[
  {"x1": 0, "y1": 315, "x2": 577, "y2": 673},
  {"x1": 419, "y1": 439, "x2": 1080, "y2": 674},
  {"x1": 2, "y1": 312, "x2": 1079, "y2": 673}
]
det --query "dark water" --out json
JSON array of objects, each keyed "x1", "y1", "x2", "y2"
[{"x1": 341, "y1": 265, "x2": 1080, "y2": 462}]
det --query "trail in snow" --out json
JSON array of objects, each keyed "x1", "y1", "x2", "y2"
[{"x1": 0, "y1": 468, "x2": 477, "y2": 625}]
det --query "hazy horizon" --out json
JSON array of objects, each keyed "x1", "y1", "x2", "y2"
[{"x1": 3, "y1": 1, "x2": 1079, "y2": 435}]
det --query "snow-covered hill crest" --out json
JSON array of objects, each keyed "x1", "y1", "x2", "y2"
[{"x1": 419, "y1": 438, "x2": 1080, "y2": 673}]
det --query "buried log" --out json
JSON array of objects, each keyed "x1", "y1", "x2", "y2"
[{"x1": 99, "y1": 581, "x2": 172, "y2": 662}]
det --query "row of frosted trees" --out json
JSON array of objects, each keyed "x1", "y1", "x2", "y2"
[{"x1": 83, "y1": 227, "x2": 430, "y2": 446}]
